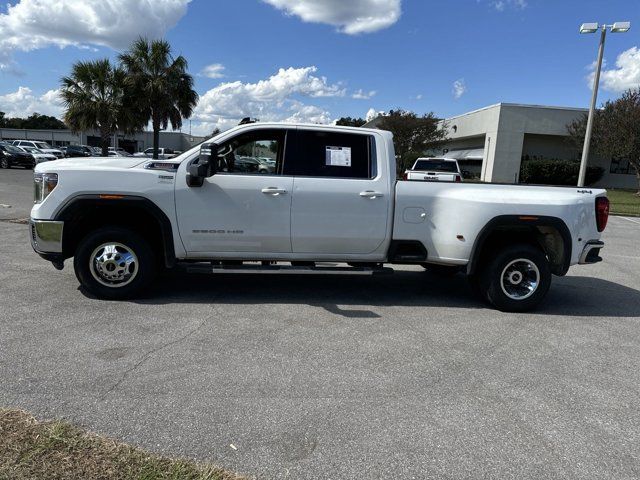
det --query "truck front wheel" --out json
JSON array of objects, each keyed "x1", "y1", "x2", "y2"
[
  {"x1": 73, "y1": 226, "x2": 156, "y2": 300},
  {"x1": 478, "y1": 244, "x2": 551, "y2": 312}
]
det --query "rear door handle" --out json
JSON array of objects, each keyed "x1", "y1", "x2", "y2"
[
  {"x1": 359, "y1": 190, "x2": 384, "y2": 199},
  {"x1": 261, "y1": 187, "x2": 288, "y2": 195}
]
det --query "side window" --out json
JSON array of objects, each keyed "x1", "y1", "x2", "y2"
[
  {"x1": 214, "y1": 129, "x2": 285, "y2": 175},
  {"x1": 285, "y1": 130, "x2": 373, "y2": 179}
]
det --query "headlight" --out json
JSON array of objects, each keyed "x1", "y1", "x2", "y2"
[{"x1": 34, "y1": 172, "x2": 58, "y2": 204}]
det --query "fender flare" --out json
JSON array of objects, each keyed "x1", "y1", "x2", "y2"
[
  {"x1": 53, "y1": 194, "x2": 176, "y2": 268},
  {"x1": 466, "y1": 215, "x2": 572, "y2": 276}
]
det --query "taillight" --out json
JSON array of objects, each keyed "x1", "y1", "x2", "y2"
[
  {"x1": 455, "y1": 175, "x2": 462, "y2": 182},
  {"x1": 595, "y1": 196, "x2": 609, "y2": 232},
  {"x1": 402, "y1": 172, "x2": 408, "y2": 180}
]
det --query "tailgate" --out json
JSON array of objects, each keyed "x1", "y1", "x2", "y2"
[{"x1": 408, "y1": 171, "x2": 456, "y2": 182}]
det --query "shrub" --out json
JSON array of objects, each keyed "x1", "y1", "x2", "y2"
[{"x1": 520, "y1": 158, "x2": 604, "y2": 186}]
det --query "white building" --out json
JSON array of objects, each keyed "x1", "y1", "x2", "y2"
[{"x1": 368, "y1": 103, "x2": 636, "y2": 189}]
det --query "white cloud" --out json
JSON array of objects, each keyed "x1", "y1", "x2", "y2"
[
  {"x1": 365, "y1": 108, "x2": 385, "y2": 122},
  {"x1": 0, "y1": 86, "x2": 63, "y2": 118},
  {"x1": 592, "y1": 47, "x2": 640, "y2": 93},
  {"x1": 192, "y1": 66, "x2": 345, "y2": 132},
  {"x1": 489, "y1": 0, "x2": 527, "y2": 11},
  {"x1": 352, "y1": 89, "x2": 376, "y2": 100},
  {"x1": 201, "y1": 63, "x2": 226, "y2": 79},
  {"x1": 261, "y1": 0, "x2": 401, "y2": 34},
  {"x1": 0, "y1": 0, "x2": 191, "y2": 71},
  {"x1": 415, "y1": 94, "x2": 423, "y2": 100},
  {"x1": 452, "y1": 79, "x2": 466, "y2": 99},
  {"x1": 285, "y1": 102, "x2": 332, "y2": 124}
]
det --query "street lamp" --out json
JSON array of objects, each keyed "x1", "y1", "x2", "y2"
[{"x1": 577, "y1": 21, "x2": 631, "y2": 187}]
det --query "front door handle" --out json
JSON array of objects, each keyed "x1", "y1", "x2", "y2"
[
  {"x1": 261, "y1": 187, "x2": 288, "y2": 195},
  {"x1": 359, "y1": 190, "x2": 384, "y2": 199}
]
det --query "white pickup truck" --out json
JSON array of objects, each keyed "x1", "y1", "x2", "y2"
[
  {"x1": 29, "y1": 123, "x2": 609, "y2": 311},
  {"x1": 404, "y1": 157, "x2": 462, "y2": 182}
]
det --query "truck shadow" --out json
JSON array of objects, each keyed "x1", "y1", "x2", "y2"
[{"x1": 127, "y1": 270, "x2": 640, "y2": 318}]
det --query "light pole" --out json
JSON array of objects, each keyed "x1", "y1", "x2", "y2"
[{"x1": 577, "y1": 21, "x2": 630, "y2": 187}]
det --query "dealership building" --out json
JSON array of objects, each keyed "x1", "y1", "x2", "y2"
[
  {"x1": 0, "y1": 127, "x2": 205, "y2": 154},
  {"x1": 367, "y1": 102, "x2": 636, "y2": 189}
]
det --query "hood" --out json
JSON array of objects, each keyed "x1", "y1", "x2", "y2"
[{"x1": 35, "y1": 156, "x2": 145, "y2": 172}]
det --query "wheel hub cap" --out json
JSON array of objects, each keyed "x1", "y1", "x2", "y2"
[
  {"x1": 500, "y1": 258, "x2": 540, "y2": 301},
  {"x1": 90, "y1": 243, "x2": 138, "y2": 287}
]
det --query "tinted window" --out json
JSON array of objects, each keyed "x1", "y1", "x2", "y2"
[
  {"x1": 213, "y1": 129, "x2": 285, "y2": 175},
  {"x1": 285, "y1": 130, "x2": 373, "y2": 179},
  {"x1": 413, "y1": 159, "x2": 457, "y2": 172}
]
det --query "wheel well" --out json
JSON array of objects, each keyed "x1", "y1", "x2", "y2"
[
  {"x1": 55, "y1": 197, "x2": 175, "y2": 268},
  {"x1": 468, "y1": 217, "x2": 571, "y2": 276}
]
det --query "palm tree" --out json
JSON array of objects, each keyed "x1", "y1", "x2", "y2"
[
  {"x1": 60, "y1": 59, "x2": 141, "y2": 156},
  {"x1": 119, "y1": 38, "x2": 198, "y2": 159}
]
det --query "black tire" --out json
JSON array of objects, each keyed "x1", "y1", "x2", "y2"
[
  {"x1": 73, "y1": 226, "x2": 157, "y2": 300},
  {"x1": 478, "y1": 244, "x2": 551, "y2": 312},
  {"x1": 421, "y1": 263, "x2": 461, "y2": 277},
  {"x1": 0, "y1": 157, "x2": 10, "y2": 169}
]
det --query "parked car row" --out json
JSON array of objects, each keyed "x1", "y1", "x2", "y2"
[{"x1": 0, "y1": 140, "x2": 181, "y2": 166}]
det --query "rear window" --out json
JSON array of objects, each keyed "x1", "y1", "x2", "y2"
[
  {"x1": 413, "y1": 159, "x2": 457, "y2": 172},
  {"x1": 285, "y1": 130, "x2": 374, "y2": 179}
]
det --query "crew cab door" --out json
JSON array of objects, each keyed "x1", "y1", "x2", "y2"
[
  {"x1": 285, "y1": 128, "x2": 391, "y2": 256},
  {"x1": 175, "y1": 128, "x2": 293, "y2": 255}
]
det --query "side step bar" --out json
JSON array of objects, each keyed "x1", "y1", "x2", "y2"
[{"x1": 182, "y1": 263, "x2": 394, "y2": 276}]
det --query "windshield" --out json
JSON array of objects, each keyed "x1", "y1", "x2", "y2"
[
  {"x1": 5, "y1": 145, "x2": 23, "y2": 153},
  {"x1": 24, "y1": 147, "x2": 43, "y2": 153},
  {"x1": 413, "y1": 159, "x2": 458, "y2": 172},
  {"x1": 34, "y1": 142, "x2": 52, "y2": 149}
]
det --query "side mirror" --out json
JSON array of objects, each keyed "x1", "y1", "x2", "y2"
[{"x1": 186, "y1": 143, "x2": 218, "y2": 187}]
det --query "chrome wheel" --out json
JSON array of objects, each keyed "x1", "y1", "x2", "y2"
[
  {"x1": 500, "y1": 258, "x2": 540, "y2": 301},
  {"x1": 89, "y1": 242, "x2": 139, "y2": 288}
]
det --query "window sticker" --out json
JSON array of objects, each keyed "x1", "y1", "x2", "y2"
[{"x1": 325, "y1": 146, "x2": 352, "y2": 167}]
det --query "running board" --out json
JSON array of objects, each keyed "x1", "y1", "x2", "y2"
[{"x1": 181, "y1": 263, "x2": 394, "y2": 276}]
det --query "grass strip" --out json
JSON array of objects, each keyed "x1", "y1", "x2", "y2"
[{"x1": 0, "y1": 408, "x2": 247, "y2": 480}]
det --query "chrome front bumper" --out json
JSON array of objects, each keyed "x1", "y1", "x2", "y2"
[
  {"x1": 29, "y1": 219, "x2": 64, "y2": 253},
  {"x1": 579, "y1": 240, "x2": 604, "y2": 264}
]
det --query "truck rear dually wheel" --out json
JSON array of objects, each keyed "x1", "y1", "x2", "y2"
[
  {"x1": 73, "y1": 226, "x2": 156, "y2": 300},
  {"x1": 479, "y1": 244, "x2": 551, "y2": 312}
]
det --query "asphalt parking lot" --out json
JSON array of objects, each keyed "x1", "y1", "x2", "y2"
[{"x1": 1, "y1": 168, "x2": 640, "y2": 479}]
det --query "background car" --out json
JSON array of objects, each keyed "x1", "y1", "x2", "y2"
[
  {"x1": 65, "y1": 145, "x2": 95, "y2": 157},
  {"x1": 133, "y1": 147, "x2": 176, "y2": 159},
  {"x1": 0, "y1": 144, "x2": 36, "y2": 169},
  {"x1": 11, "y1": 140, "x2": 64, "y2": 158},
  {"x1": 15, "y1": 146, "x2": 57, "y2": 164},
  {"x1": 107, "y1": 150, "x2": 132, "y2": 157}
]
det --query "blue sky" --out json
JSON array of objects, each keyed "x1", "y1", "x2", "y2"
[{"x1": 0, "y1": 0, "x2": 638, "y2": 135}]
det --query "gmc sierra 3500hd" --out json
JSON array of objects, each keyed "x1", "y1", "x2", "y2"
[{"x1": 29, "y1": 123, "x2": 609, "y2": 312}]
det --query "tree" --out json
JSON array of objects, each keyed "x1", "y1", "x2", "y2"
[
  {"x1": 119, "y1": 37, "x2": 198, "y2": 159},
  {"x1": 336, "y1": 116, "x2": 366, "y2": 127},
  {"x1": 377, "y1": 109, "x2": 448, "y2": 177},
  {"x1": 0, "y1": 111, "x2": 66, "y2": 129},
  {"x1": 567, "y1": 88, "x2": 640, "y2": 194},
  {"x1": 60, "y1": 59, "x2": 141, "y2": 156}
]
